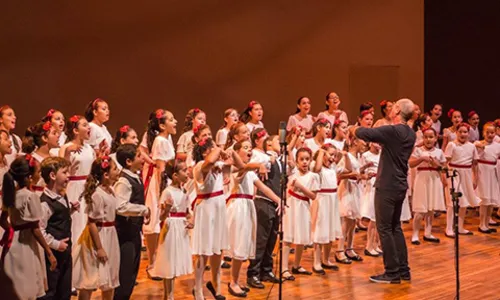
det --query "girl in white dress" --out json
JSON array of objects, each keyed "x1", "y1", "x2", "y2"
[
  {"x1": 226, "y1": 140, "x2": 280, "y2": 297},
  {"x1": 285, "y1": 126, "x2": 306, "y2": 173},
  {"x1": 240, "y1": 101, "x2": 264, "y2": 133},
  {"x1": 73, "y1": 156, "x2": 123, "y2": 300},
  {"x1": 311, "y1": 144, "x2": 345, "y2": 274},
  {"x1": 331, "y1": 120, "x2": 348, "y2": 151},
  {"x1": 85, "y1": 98, "x2": 112, "y2": 156},
  {"x1": 373, "y1": 100, "x2": 393, "y2": 128},
  {"x1": 358, "y1": 110, "x2": 374, "y2": 128},
  {"x1": 1, "y1": 156, "x2": 57, "y2": 300},
  {"x1": 216, "y1": 108, "x2": 238, "y2": 148},
  {"x1": 467, "y1": 111, "x2": 480, "y2": 143},
  {"x1": 0, "y1": 105, "x2": 22, "y2": 166},
  {"x1": 109, "y1": 125, "x2": 139, "y2": 172},
  {"x1": 475, "y1": 122, "x2": 500, "y2": 233},
  {"x1": 153, "y1": 159, "x2": 193, "y2": 300},
  {"x1": 191, "y1": 138, "x2": 230, "y2": 300},
  {"x1": 444, "y1": 123, "x2": 479, "y2": 237},
  {"x1": 22, "y1": 121, "x2": 61, "y2": 195},
  {"x1": 59, "y1": 115, "x2": 95, "y2": 247},
  {"x1": 144, "y1": 109, "x2": 177, "y2": 278},
  {"x1": 250, "y1": 128, "x2": 272, "y2": 182},
  {"x1": 317, "y1": 92, "x2": 348, "y2": 130},
  {"x1": 224, "y1": 122, "x2": 250, "y2": 150},
  {"x1": 336, "y1": 136, "x2": 371, "y2": 264},
  {"x1": 304, "y1": 118, "x2": 332, "y2": 154},
  {"x1": 286, "y1": 97, "x2": 315, "y2": 137},
  {"x1": 42, "y1": 109, "x2": 67, "y2": 154},
  {"x1": 282, "y1": 148, "x2": 319, "y2": 280},
  {"x1": 409, "y1": 127, "x2": 446, "y2": 245},
  {"x1": 429, "y1": 104, "x2": 443, "y2": 140},
  {"x1": 177, "y1": 108, "x2": 206, "y2": 161},
  {"x1": 360, "y1": 143, "x2": 381, "y2": 256},
  {"x1": 442, "y1": 109, "x2": 463, "y2": 151}
]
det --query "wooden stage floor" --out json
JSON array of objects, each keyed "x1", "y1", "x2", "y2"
[{"x1": 85, "y1": 215, "x2": 500, "y2": 299}]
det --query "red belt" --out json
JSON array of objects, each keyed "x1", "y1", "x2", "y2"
[
  {"x1": 143, "y1": 163, "x2": 156, "y2": 198},
  {"x1": 449, "y1": 163, "x2": 472, "y2": 169},
  {"x1": 191, "y1": 190, "x2": 224, "y2": 210},
  {"x1": 69, "y1": 175, "x2": 88, "y2": 181},
  {"x1": 31, "y1": 186, "x2": 44, "y2": 192},
  {"x1": 169, "y1": 212, "x2": 187, "y2": 218},
  {"x1": 288, "y1": 190, "x2": 309, "y2": 201},
  {"x1": 1, "y1": 221, "x2": 39, "y2": 262},
  {"x1": 96, "y1": 221, "x2": 115, "y2": 227},
  {"x1": 477, "y1": 159, "x2": 497, "y2": 166},
  {"x1": 226, "y1": 193, "x2": 253, "y2": 203},
  {"x1": 318, "y1": 188, "x2": 337, "y2": 193},
  {"x1": 417, "y1": 167, "x2": 439, "y2": 171}
]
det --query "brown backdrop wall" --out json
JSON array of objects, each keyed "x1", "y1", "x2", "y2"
[{"x1": 0, "y1": 1, "x2": 423, "y2": 138}]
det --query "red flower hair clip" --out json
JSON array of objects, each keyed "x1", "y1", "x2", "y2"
[
  {"x1": 380, "y1": 100, "x2": 388, "y2": 107},
  {"x1": 321, "y1": 143, "x2": 334, "y2": 150},
  {"x1": 193, "y1": 108, "x2": 200, "y2": 114},
  {"x1": 193, "y1": 124, "x2": 202, "y2": 134},
  {"x1": 198, "y1": 138, "x2": 208, "y2": 147},
  {"x1": 248, "y1": 100, "x2": 257, "y2": 109},
  {"x1": 495, "y1": 119, "x2": 500, "y2": 128},
  {"x1": 69, "y1": 115, "x2": 80, "y2": 123},
  {"x1": 101, "y1": 156, "x2": 110, "y2": 169},
  {"x1": 155, "y1": 109, "x2": 164, "y2": 119},
  {"x1": 421, "y1": 126, "x2": 436, "y2": 135},
  {"x1": 333, "y1": 119, "x2": 343, "y2": 127},
  {"x1": 447, "y1": 108, "x2": 456, "y2": 119},
  {"x1": 318, "y1": 118, "x2": 329, "y2": 125},
  {"x1": 46, "y1": 109, "x2": 55, "y2": 118},
  {"x1": 119, "y1": 125, "x2": 130, "y2": 133},
  {"x1": 360, "y1": 110, "x2": 372, "y2": 118},
  {"x1": 256, "y1": 130, "x2": 267, "y2": 139},
  {"x1": 457, "y1": 122, "x2": 470, "y2": 131},
  {"x1": 42, "y1": 121, "x2": 52, "y2": 132},
  {"x1": 25, "y1": 154, "x2": 36, "y2": 168},
  {"x1": 468, "y1": 110, "x2": 477, "y2": 119}
]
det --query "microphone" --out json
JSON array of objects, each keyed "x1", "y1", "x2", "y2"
[{"x1": 279, "y1": 121, "x2": 287, "y2": 145}]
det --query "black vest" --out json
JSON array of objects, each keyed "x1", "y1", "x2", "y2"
[
  {"x1": 115, "y1": 171, "x2": 145, "y2": 233},
  {"x1": 40, "y1": 193, "x2": 72, "y2": 244},
  {"x1": 256, "y1": 159, "x2": 282, "y2": 203}
]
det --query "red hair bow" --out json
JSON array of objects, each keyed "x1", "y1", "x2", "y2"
[
  {"x1": 46, "y1": 109, "x2": 55, "y2": 118},
  {"x1": 25, "y1": 154, "x2": 36, "y2": 168},
  {"x1": 447, "y1": 108, "x2": 456, "y2": 119},
  {"x1": 101, "y1": 156, "x2": 110, "y2": 169},
  {"x1": 360, "y1": 110, "x2": 371, "y2": 118},
  {"x1": 198, "y1": 138, "x2": 208, "y2": 147},
  {"x1": 457, "y1": 122, "x2": 470, "y2": 131},
  {"x1": 495, "y1": 119, "x2": 500, "y2": 127},
  {"x1": 248, "y1": 100, "x2": 257, "y2": 108},
  {"x1": 333, "y1": 119, "x2": 342, "y2": 127},
  {"x1": 318, "y1": 118, "x2": 329, "y2": 125},
  {"x1": 119, "y1": 125, "x2": 130, "y2": 133},
  {"x1": 380, "y1": 100, "x2": 388, "y2": 107},
  {"x1": 468, "y1": 111, "x2": 477, "y2": 119},
  {"x1": 193, "y1": 124, "x2": 202, "y2": 134},
  {"x1": 193, "y1": 108, "x2": 200, "y2": 114},
  {"x1": 256, "y1": 130, "x2": 267, "y2": 139},
  {"x1": 155, "y1": 109, "x2": 164, "y2": 119},
  {"x1": 69, "y1": 115, "x2": 80, "y2": 123},
  {"x1": 421, "y1": 126, "x2": 436, "y2": 135},
  {"x1": 42, "y1": 121, "x2": 51, "y2": 131},
  {"x1": 322, "y1": 143, "x2": 333, "y2": 150}
]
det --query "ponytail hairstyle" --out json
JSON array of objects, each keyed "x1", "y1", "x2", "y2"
[
  {"x1": 359, "y1": 102, "x2": 373, "y2": 113},
  {"x1": 147, "y1": 109, "x2": 167, "y2": 152},
  {"x1": 81, "y1": 156, "x2": 112, "y2": 206},
  {"x1": 295, "y1": 147, "x2": 312, "y2": 161},
  {"x1": 240, "y1": 100, "x2": 260, "y2": 124},
  {"x1": 380, "y1": 100, "x2": 390, "y2": 118},
  {"x1": 192, "y1": 137, "x2": 214, "y2": 163},
  {"x1": 295, "y1": 96, "x2": 308, "y2": 114},
  {"x1": 220, "y1": 108, "x2": 237, "y2": 130},
  {"x1": 2, "y1": 155, "x2": 36, "y2": 208},
  {"x1": 22, "y1": 121, "x2": 52, "y2": 153},
  {"x1": 191, "y1": 124, "x2": 211, "y2": 144},
  {"x1": 312, "y1": 118, "x2": 330, "y2": 137},
  {"x1": 0, "y1": 105, "x2": 20, "y2": 152},
  {"x1": 161, "y1": 159, "x2": 184, "y2": 192},
  {"x1": 413, "y1": 113, "x2": 430, "y2": 132},
  {"x1": 111, "y1": 125, "x2": 134, "y2": 153},
  {"x1": 224, "y1": 122, "x2": 246, "y2": 150},
  {"x1": 65, "y1": 115, "x2": 85, "y2": 142},
  {"x1": 183, "y1": 108, "x2": 204, "y2": 133},
  {"x1": 84, "y1": 98, "x2": 106, "y2": 122},
  {"x1": 250, "y1": 128, "x2": 267, "y2": 148}
]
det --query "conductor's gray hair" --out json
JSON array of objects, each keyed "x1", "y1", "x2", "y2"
[{"x1": 396, "y1": 98, "x2": 415, "y2": 122}]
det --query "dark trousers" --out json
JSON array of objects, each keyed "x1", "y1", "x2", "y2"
[
  {"x1": 247, "y1": 198, "x2": 279, "y2": 278},
  {"x1": 114, "y1": 228, "x2": 141, "y2": 300},
  {"x1": 38, "y1": 247, "x2": 72, "y2": 300},
  {"x1": 374, "y1": 188, "x2": 410, "y2": 276}
]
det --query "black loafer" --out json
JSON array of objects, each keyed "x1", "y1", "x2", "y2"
[
  {"x1": 291, "y1": 266, "x2": 312, "y2": 275},
  {"x1": 458, "y1": 231, "x2": 473, "y2": 236},
  {"x1": 261, "y1": 272, "x2": 281, "y2": 283},
  {"x1": 228, "y1": 283, "x2": 247, "y2": 298},
  {"x1": 321, "y1": 263, "x2": 339, "y2": 271},
  {"x1": 345, "y1": 251, "x2": 364, "y2": 262},
  {"x1": 423, "y1": 236, "x2": 440, "y2": 243},
  {"x1": 445, "y1": 233, "x2": 455, "y2": 239},
  {"x1": 312, "y1": 267, "x2": 326, "y2": 275},
  {"x1": 411, "y1": 240, "x2": 421, "y2": 245},
  {"x1": 335, "y1": 254, "x2": 352, "y2": 264},
  {"x1": 281, "y1": 270, "x2": 295, "y2": 281},
  {"x1": 206, "y1": 281, "x2": 225, "y2": 300},
  {"x1": 490, "y1": 228, "x2": 498, "y2": 233},
  {"x1": 221, "y1": 262, "x2": 231, "y2": 269},
  {"x1": 478, "y1": 227, "x2": 492, "y2": 234},
  {"x1": 246, "y1": 276, "x2": 265, "y2": 289}
]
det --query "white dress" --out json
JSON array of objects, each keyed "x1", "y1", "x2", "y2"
[
  {"x1": 312, "y1": 166, "x2": 342, "y2": 243},
  {"x1": 144, "y1": 135, "x2": 175, "y2": 235},
  {"x1": 444, "y1": 141, "x2": 479, "y2": 207},
  {"x1": 411, "y1": 147, "x2": 446, "y2": 212},
  {"x1": 73, "y1": 187, "x2": 120, "y2": 291},
  {"x1": 283, "y1": 171, "x2": 320, "y2": 245},
  {"x1": 65, "y1": 143, "x2": 96, "y2": 246},
  {"x1": 246, "y1": 121, "x2": 264, "y2": 134},
  {"x1": 152, "y1": 186, "x2": 193, "y2": 279},
  {"x1": 226, "y1": 171, "x2": 258, "y2": 260},
  {"x1": 286, "y1": 114, "x2": 315, "y2": 134},
  {"x1": 192, "y1": 161, "x2": 228, "y2": 255},
  {"x1": 176, "y1": 130, "x2": 194, "y2": 155},
  {"x1": 215, "y1": 127, "x2": 229, "y2": 147},
  {"x1": 4, "y1": 133, "x2": 22, "y2": 166},
  {"x1": 468, "y1": 126, "x2": 480, "y2": 143},
  {"x1": 2, "y1": 188, "x2": 47, "y2": 299},
  {"x1": 88, "y1": 122, "x2": 113, "y2": 151},
  {"x1": 304, "y1": 138, "x2": 323, "y2": 155},
  {"x1": 475, "y1": 142, "x2": 500, "y2": 206},
  {"x1": 330, "y1": 139, "x2": 345, "y2": 152},
  {"x1": 31, "y1": 152, "x2": 47, "y2": 196},
  {"x1": 443, "y1": 128, "x2": 457, "y2": 146},
  {"x1": 338, "y1": 153, "x2": 362, "y2": 220},
  {"x1": 360, "y1": 151, "x2": 380, "y2": 221},
  {"x1": 317, "y1": 110, "x2": 348, "y2": 127},
  {"x1": 140, "y1": 132, "x2": 174, "y2": 182}
]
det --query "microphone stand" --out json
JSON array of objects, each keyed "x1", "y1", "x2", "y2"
[
  {"x1": 278, "y1": 140, "x2": 288, "y2": 300},
  {"x1": 446, "y1": 168, "x2": 462, "y2": 300}
]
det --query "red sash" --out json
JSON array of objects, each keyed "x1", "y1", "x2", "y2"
[
  {"x1": 191, "y1": 190, "x2": 224, "y2": 211},
  {"x1": 69, "y1": 175, "x2": 88, "y2": 181},
  {"x1": 449, "y1": 163, "x2": 472, "y2": 169},
  {"x1": 169, "y1": 212, "x2": 187, "y2": 218},
  {"x1": 226, "y1": 193, "x2": 253, "y2": 204},
  {"x1": 96, "y1": 221, "x2": 116, "y2": 227},
  {"x1": 477, "y1": 159, "x2": 497, "y2": 166},
  {"x1": 1, "y1": 221, "x2": 39, "y2": 262},
  {"x1": 317, "y1": 188, "x2": 337, "y2": 193},
  {"x1": 31, "y1": 186, "x2": 44, "y2": 192},
  {"x1": 143, "y1": 163, "x2": 156, "y2": 198},
  {"x1": 288, "y1": 190, "x2": 309, "y2": 201},
  {"x1": 417, "y1": 167, "x2": 439, "y2": 171}
]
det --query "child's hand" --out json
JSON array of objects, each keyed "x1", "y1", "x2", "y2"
[
  {"x1": 143, "y1": 208, "x2": 151, "y2": 225},
  {"x1": 96, "y1": 248, "x2": 108, "y2": 263},
  {"x1": 70, "y1": 201, "x2": 80, "y2": 212},
  {"x1": 48, "y1": 252, "x2": 57, "y2": 271},
  {"x1": 185, "y1": 222, "x2": 194, "y2": 230},
  {"x1": 57, "y1": 237, "x2": 70, "y2": 252},
  {"x1": 67, "y1": 143, "x2": 82, "y2": 154}
]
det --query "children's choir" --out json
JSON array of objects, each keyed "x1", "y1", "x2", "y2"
[{"x1": 0, "y1": 94, "x2": 499, "y2": 299}]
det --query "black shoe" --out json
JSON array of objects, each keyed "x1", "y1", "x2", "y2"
[
  {"x1": 493, "y1": 214, "x2": 500, "y2": 221},
  {"x1": 423, "y1": 236, "x2": 440, "y2": 243},
  {"x1": 411, "y1": 240, "x2": 421, "y2": 245},
  {"x1": 434, "y1": 211, "x2": 442, "y2": 218},
  {"x1": 228, "y1": 283, "x2": 247, "y2": 298},
  {"x1": 206, "y1": 281, "x2": 225, "y2": 300},
  {"x1": 289, "y1": 248, "x2": 295, "y2": 254},
  {"x1": 364, "y1": 249, "x2": 381, "y2": 257},
  {"x1": 291, "y1": 266, "x2": 312, "y2": 275},
  {"x1": 246, "y1": 276, "x2": 265, "y2": 289},
  {"x1": 261, "y1": 272, "x2": 281, "y2": 283},
  {"x1": 312, "y1": 267, "x2": 326, "y2": 275},
  {"x1": 458, "y1": 231, "x2": 473, "y2": 236},
  {"x1": 369, "y1": 273, "x2": 401, "y2": 284},
  {"x1": 134, "y1": 281, "x2": 139, "y2": 286},
  {"x1": 205, "y1": 265, "x2": 211, "y2": 271},
  {"x1": 400, "y1": 272, "x2": 411, "y2": 281},
  {"x1": 71, "y1": 289, "x2": 77, "y2": 296},
  {"x1": 239, "y1": 285, "x2": 250, "y2": 293},
  {"x1": 281, "y1": 270, "x2": 295, "y2": 281},
  {"x1": 221, "y1": 261, "x2": 231, "y2": 269},
  {"x1": 357, "y1": 225, "x2": 368, "y2": 231},
  {"x1": 223, "y1": 256, "x2": 232, "y2": 262},
  {"x1": 478, "y1": 227, "x2": 493, "y2": 234},
  {"x1": 489, "y1": 222, "x2": 500, "y2": 227},
  {"x1": 345, "y1": 250, "x2": 364, "y2": 262},
  {"x1": 490, "y1": 228, "x2": 498, "y2": 233},
  {"x1": 141, "y1": 246, "x2": 146, "y2": 251},
  {"x1": 335, "y1": 253, "x2": 352, "y2": 264},
  {"x1": 146, "y1": 269, "x2": 162, "y2": 281},
  {"x1": 445, "y1": 233, "x2": 455, "y2": 239},
  {"x1": 321, "y1": 263, "x2": 339, "y2": 271}
]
